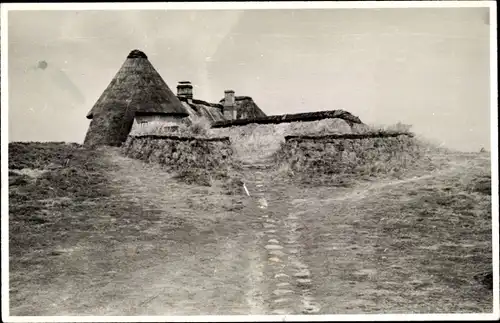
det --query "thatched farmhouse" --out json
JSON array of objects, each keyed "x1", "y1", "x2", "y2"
[{"x1": 84, "y1": 49, "x2": 266, "y2": 147}]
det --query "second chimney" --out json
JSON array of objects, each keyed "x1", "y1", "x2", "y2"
[
  {"x1": 224, "y1": 90, "x2": 235, "y2": 106},
  {"x1": 223, "y1": 90, "x2": 237, "y2": 120},
  {"x1": 177, "y1": 81, "x2": 193, "y2": 100}
]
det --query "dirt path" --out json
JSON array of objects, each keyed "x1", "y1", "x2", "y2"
[
  {"x1": 72, "y1": 150, "x2": 271, "y2": 315},
  {"x1": 239, "y1": 161, "x2": 321, "y2": 315},
  {"x1": 94, "y1": 151, "x2": 328, "y2": 315},
  {"x1": 10, "y1": 149, "x2": 271, "y2": 316},
  {"x1": 236, "y1": 153, "x2": 492, "y2": 314},
  {"x1": 10, "y1": 150, "x2": 491, "y2": 315}
]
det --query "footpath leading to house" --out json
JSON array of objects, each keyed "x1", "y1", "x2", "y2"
[
  {"x1": 10, "y1": 148, "x2": 492, "y2": 315},
  {"x1": 13, "y1": 147, "x2": 325, "y2": 315},
  {"x1": 239, "y1": 159, "x2": 321, "y2": 314}
]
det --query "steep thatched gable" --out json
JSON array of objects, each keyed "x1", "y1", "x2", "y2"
[
  {"x1": 178, "y1": 97, "x2": 226, "y2": 124},
  {"x1": 219, "y1": 96, "x2": 267, "y2": 120},
  {"x1": 84, "y1": 50, "x2": 188, "y2": 147}
]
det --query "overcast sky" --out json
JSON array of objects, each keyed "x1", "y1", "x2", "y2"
[{"x1": 7, "y1": 7, "x2": 491, "y2": 151}]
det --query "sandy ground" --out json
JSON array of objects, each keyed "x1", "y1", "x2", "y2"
[{"x1": 9, "y1": 150, "x2": 492, "y2": 316}]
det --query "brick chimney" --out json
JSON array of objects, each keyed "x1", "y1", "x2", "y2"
[
  {"x1": 177, "y1": 81, "x2": 193, "y2": 102},
  {"x1": 223, "y1": 90, "x2": 236, "y2": 120}
]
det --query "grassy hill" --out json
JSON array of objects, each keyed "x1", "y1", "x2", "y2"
[{"x1": 7, "y1": 137, "x2": 493, "y2": 315}]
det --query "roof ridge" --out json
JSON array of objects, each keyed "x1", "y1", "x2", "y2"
[{"x1": 127, "y1": 49, "x2": 148, "y2": 59}]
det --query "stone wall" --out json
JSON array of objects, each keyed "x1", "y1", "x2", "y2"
[
  {"x1": 121, "y1": 135, "x2": 234, "y2": 170},
  {"x1": 276, "y1": 132, "x2": 424, "y2": 175}
]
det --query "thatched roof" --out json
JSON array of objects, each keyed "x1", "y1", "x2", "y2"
[
  {"x1": 219, "y1": 96, "x2": 267, "y2": 120},
  {"x1": 178, "y1": 97, "x2": 226, "y2": 124},
  {"x1": 212, "y1": 109, "x2": 363, "y2": 128},
  {"x1": 84, "y1": 49, "x2": 188, "y2": 147},
  {"x1": 86, "y1": 49, "x2": 188, "y2": 119}
]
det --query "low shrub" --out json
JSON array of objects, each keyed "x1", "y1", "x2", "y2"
[
  {"x1": 467, "y1": 174, "x2": 491, "y2": 195},
  {"x1": 221, "y1": 176, "x2": 246, "y2": 195},
  {"x1": 173, "y1": 169, "x2": 215, "y2": 187},
  {"x1": 8, "y1": 142, "x2": 82, "y2": 170}
]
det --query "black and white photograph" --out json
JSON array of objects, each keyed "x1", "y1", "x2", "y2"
[{"x1": 1, "y1": 1, "x2": 498, "y2": 321}]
